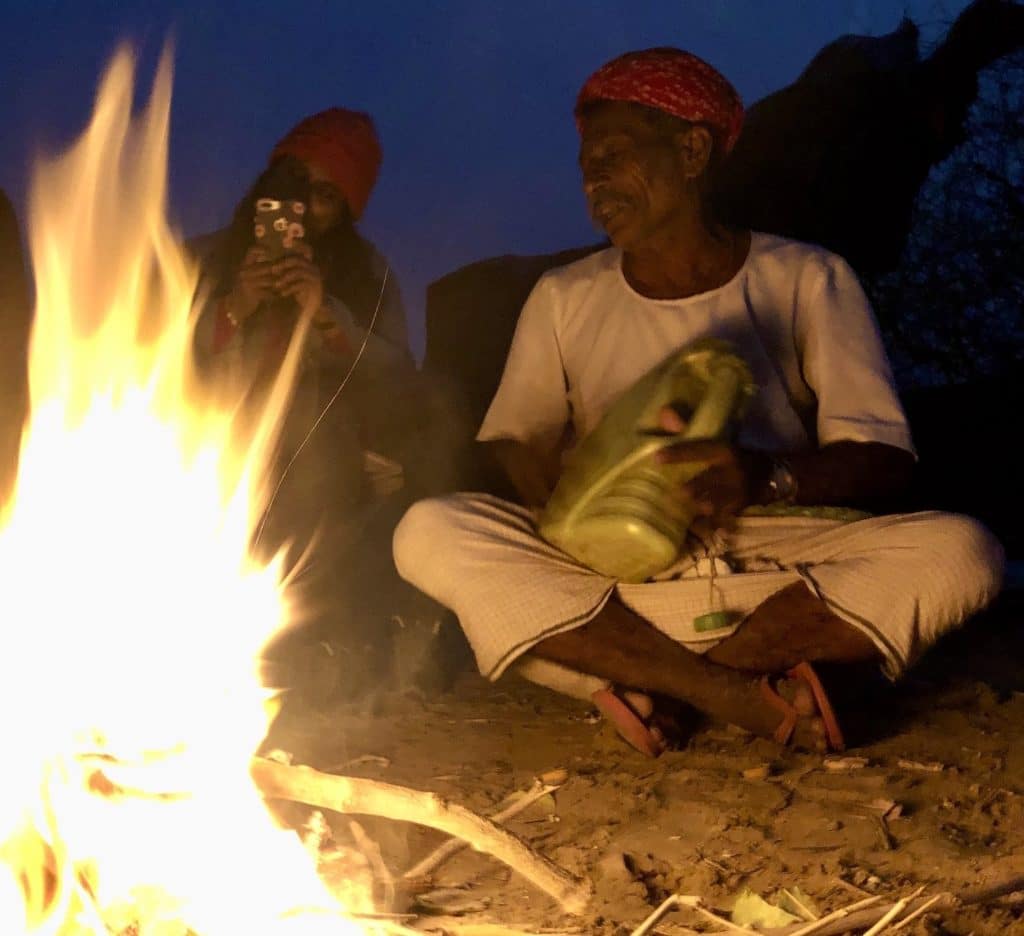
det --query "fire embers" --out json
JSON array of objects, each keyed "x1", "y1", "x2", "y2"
[{"x1": 254, "y1": 198, "x2": 306, "y2": 257}]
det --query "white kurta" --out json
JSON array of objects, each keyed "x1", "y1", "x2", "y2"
[
  {"x1": 478, "y1": 233, "x2": 913, "y2": 457},
  {"x1": 394, "y1": 235, "x2": 1003, "y2": 685}
]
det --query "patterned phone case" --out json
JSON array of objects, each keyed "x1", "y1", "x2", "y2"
[{"x1": 253, "y1": 197, "x2": 306, "y2": 261}]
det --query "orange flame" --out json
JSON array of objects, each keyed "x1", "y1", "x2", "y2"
[{"x1": 0, "y1": 48, "x2": 374, "y2": 934}]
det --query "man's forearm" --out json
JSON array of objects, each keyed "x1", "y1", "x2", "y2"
[
  {"x1": 484, "y1": 438, "x2": 561, "y2": 509},
  {"x1": 745, "y1": 441, "x2": 915, "y2": 510}
]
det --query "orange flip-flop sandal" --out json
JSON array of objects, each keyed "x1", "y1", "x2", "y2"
[
  {"x1": 759, "y1": 660, "x2": 845, "y2": 752},
  {"x1": 590, "y1": 688, "x2": 665, "y2": 758}
]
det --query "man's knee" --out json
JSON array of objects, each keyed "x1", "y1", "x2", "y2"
[
  {"x1": 392, "y1": 495, "x2": 463, "y2": 585},
  {"x1": 924, "y1": 512, "x2": 1005, "y2": 603}
]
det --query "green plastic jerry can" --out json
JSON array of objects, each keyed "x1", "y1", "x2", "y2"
[{"x1": 539, "y1": 338, "x2": 754, "y2": 582}]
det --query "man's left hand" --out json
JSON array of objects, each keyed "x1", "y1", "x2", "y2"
[{"x1": 654, "y1": 405, "x2": 751, "y2": 528}]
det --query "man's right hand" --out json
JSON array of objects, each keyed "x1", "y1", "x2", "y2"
[
  {"x1": 485, "y1": 438, "x2": 561, "y2": 512},
  {"x1": 227, "y1": 246, "x2": 275, "y2": 325},
  {"x1": 654, "y1": 405, "x2": 751, "y2": 528}
]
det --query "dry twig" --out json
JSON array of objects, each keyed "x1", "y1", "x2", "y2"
[
  {"x1": 959, "y1": 875, "x2": 1024, "y2": 904},
  {"x1": 889, "y1": 894, "x2": 943, "y2": 932},
  {"x1": 779, "y1": 888, "x2": 818, "y2": 923},
  {"x1": 403, "y1": 770, "x2": 568, "y2": 883},
  {"x1": 250, "y1": 757, "x2": 592, "y2": 915},
  {"x1": 874, "y1": 815, "x2": 896, "y2": 851},
  {"x1": 786, "y1": 896, "x2": 882, "y2": 936},
  {"x1": 774, "y1": 888, "x2": 946, "y2": 936},
  {"x1": 832, "y1": 877, "x2": 873, "y2": 899},
  {"x1": 421, "y1": 925, "x2": 581, "y2": 935},
  {"x1": 758, "y1": 874, "x2": 1022, "y2": 936},
  {"x1": 861, "y1": 886, "x2": 925, "y2": 936},
  {"x1": 630, "y1": 894, "x2": 756, "y2": 936},
  {"x1": 349, "y1": 819, "x2": 396, "y2": 909}
]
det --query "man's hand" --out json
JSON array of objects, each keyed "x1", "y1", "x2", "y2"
[
  {"x1": 272, "y1": 243, "x2": 325, "y2": 319},
  {"x1": 654, "y1": 405, "x2": 751, "y2": 528},
  {"x1": 229, "y1": 245, "x2": 275, "y2": 324},
  {"x1": 485, "y1": 438, "x2": 561, "y2": 513},
  {"x1": 655, "y1": 407, "x2": 917, "y2": 516}
]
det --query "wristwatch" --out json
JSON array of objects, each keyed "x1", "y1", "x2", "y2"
[{"x1": 767, "y1": 457, "x2": 798, "y2": 505}]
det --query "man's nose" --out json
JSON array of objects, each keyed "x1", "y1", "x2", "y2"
[{"x1": 581, "y1": 169, "x2": 607, "y2": 197}]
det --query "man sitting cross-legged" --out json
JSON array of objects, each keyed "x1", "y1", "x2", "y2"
[{"x1": 393, "y1": 48, "x2": 1004, "y2": 755}]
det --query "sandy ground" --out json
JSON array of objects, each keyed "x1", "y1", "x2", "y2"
[{"x1": 264, "y1": 588, "x2": 1024, "y2": 936}]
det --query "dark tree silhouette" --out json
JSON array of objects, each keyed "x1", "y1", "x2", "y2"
[
  {"x1": 865, "y1": 49, "x2": 1023, "y2": 384},
  {"x1": 715, "y1": 0, "x2": 1024, "y2": 275},
  {"x1": 871, "y1": 48, "x2": 1024, "y2": 553}
]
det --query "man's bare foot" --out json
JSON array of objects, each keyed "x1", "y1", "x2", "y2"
[
  {"x1": 591, "y1": 688, "x2": 667, "y2": 756},
  {"x1": 604, "y1": 681, "x2": 830, "y2": 753},
  {"x1": 621, "y1": 689, "x2": 655, "y2": 721},
  {"x1": 760, "y1": 675, "x2": 831, "y2": 751},
  {"x1": 729, "y1": 662, "x2": 845, "y2": 751},
  {"x1": 626, "y1": 670, "x2": 838, "y2": 752},
  {"x1": 535, "y1": 598, "x2": 847, "y2": 754}
]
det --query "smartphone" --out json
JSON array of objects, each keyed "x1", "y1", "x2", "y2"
[{"x1": 253, "y1": 197, "x2": 306, "y2": 262}]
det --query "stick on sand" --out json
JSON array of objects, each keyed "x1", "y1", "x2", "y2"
[
  {"x1": 404, "y1": 770, "x2": 568, "y2": 883},
  {"x1": 250, "y1": 758, "x2": 592, "y2": 916}
]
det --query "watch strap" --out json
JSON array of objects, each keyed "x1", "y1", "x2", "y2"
[{"x1": 767, "y1": 456, "x2": 798, "y2": 505}]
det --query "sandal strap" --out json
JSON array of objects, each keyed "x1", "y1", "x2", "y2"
[
  {"x1": 591, "y1": 688, "x2": 664, "y2": 758},
  {"x1": 759, "y1": 676, "x2": 798, "y2": 745},
  {"x1": 787, "y1": 661, "x2": 846, "y2": 752}
]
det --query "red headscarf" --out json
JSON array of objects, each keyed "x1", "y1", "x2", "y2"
[
  {"x1": 576, "y1": 47, "x2": 744, "y2": 154},
  {"x1": 270, "y1": 107, "x2": 382, "y2": 219}
]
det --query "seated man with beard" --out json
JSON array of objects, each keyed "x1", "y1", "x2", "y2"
[
  {"x1": 192, "y1": 108, "x2": 415, "y2": 669},
  {"x1": 393, "y1": 48, "x2": 1004, "y2": 755}
]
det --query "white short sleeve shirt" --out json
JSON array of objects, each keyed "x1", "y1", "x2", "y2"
[{"x1": 477, "y1": 233, "x2": 913, "y2": 459}]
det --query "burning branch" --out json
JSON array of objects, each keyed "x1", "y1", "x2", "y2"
[{"x1": 250, "y1": 758, "x2": 593, "y2": 916}]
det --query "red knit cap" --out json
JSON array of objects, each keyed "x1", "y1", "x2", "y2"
[
  {"x1": 576, "y1": 47, "x2": 744, "y2": 154},
  {"x1": 270, "y1": 107, "x2": 382, "y2": 219}
]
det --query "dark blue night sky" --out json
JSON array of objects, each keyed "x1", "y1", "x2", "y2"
[{"x1": 0, "y1": 1, "x2": 970, "y2": 356}]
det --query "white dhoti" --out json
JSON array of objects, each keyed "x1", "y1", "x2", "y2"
[{"x1": 393, "y1": 493, "x2": 1004, "y2": 689}]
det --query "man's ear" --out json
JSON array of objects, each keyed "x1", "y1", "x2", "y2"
[{"x1": 674, "y1": 125, "x2": 714, "y2": 180}]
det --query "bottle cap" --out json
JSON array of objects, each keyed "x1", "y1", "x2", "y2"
[{"x1": 693, "y1": 610, "x2": 735, "y2": 633}]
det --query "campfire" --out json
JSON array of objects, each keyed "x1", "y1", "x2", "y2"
[
  {"x1": 0, "y1": 47, "x2": 590, "y2": 936},
  {"x1": 0, "y1": 48, "x2": 372, "y2": 934}
]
